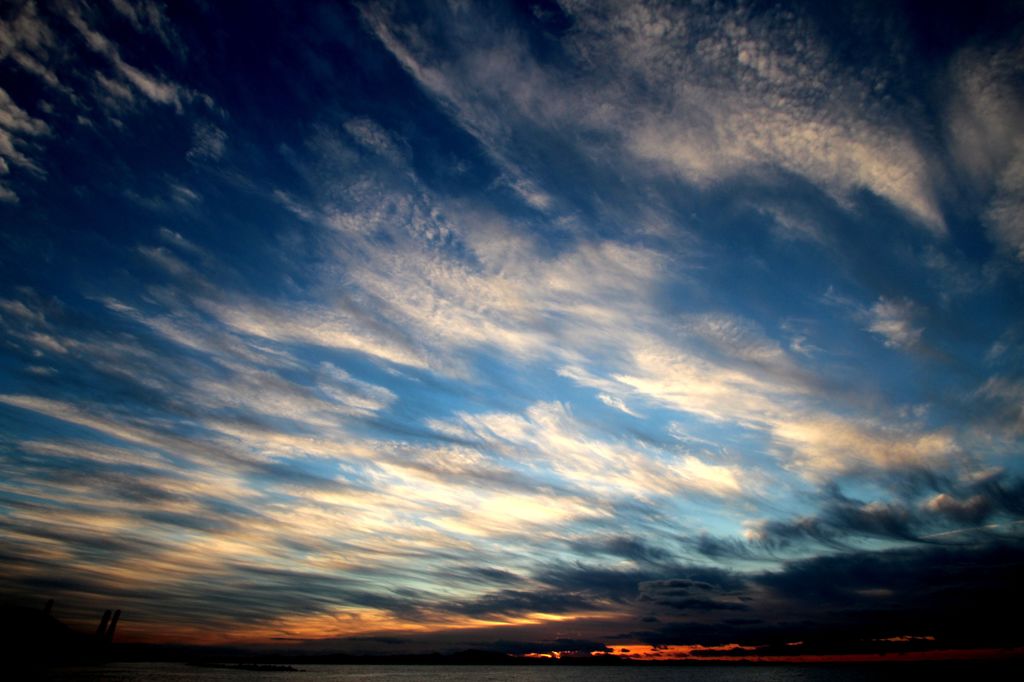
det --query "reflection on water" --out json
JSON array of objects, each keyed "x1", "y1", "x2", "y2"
[{"x1": 22, "y1": 661, "x2": 1020, "y2": 682}]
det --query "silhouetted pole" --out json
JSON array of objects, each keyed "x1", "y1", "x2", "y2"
[
  {"x1": 105, "y1": 610, "x2": 121, "y2": 643},
  {"x1": 95, "y1": 610, "x2": 112, "y2": 638}
]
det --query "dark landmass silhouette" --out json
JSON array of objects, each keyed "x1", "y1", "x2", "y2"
[
  {"x1": 0, "y1": 600, "x2": 120, "y2": 668},
  {"x1": 3, "y1": 599, "x2": 1023, "y2": 675},
  {"x1": 97, "y1": 643, "x2": 1024, "y2": 671}
]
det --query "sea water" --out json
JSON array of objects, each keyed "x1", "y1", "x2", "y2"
[{"x1": 19, "y1": 661, "x2": 1019, "y2": 681}]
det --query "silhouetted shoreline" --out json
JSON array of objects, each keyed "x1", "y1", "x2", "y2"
[
  {"x1": 124, "y1": 645, "x2": 1024, "y2": 669},
  {"x1": 4, "y1": 602, "x2": 1021, "y2": 673}
]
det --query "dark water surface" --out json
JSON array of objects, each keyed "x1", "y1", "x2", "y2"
[{"x1": 21, "y1": 661, "x2": 1021, "y2": 681}]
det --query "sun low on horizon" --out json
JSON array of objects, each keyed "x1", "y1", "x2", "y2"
[{"x1": 1, "y1": 0, "x2": 1023, "y2": 664}]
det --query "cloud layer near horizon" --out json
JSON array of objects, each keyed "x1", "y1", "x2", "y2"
[{"x1": 1, "y1": 0, "x2": 1023, "y2": 658}]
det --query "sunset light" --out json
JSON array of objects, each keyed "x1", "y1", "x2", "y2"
[{"x1": 1, "y1": 0, "x2": 1023, "y2": 675}]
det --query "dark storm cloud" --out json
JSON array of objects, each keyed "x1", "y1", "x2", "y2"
[
  {"x1": 453, "y1": 589, "x2": 596, "y2": 617},
  {"x1": 527, "y1": 564, "x2": 654, "y2": 603},
  {"x1": 568, "y1": 534, "x2": 675, "y2": 563},
  {"x1": 445, "y1": 566, "x2": 525, "y2": 586},
  {"x1": 514, "y1": 561, "x2": 753, "y2": 620},
  {"x1": 691, "y1": 533, "x2": 762, "y2": 561},
  {"x1": 693, "y1": 472, "x2": 1024, "y2": 562},
  {"x1": 637, "y1": 578, "x2": 749, "y2": 612},
  {"x1": 631, "y1": 539, "x2": 1024, "y2": 652},
  {"x1": 752, "y1": 487, "x2": 919, "y2": 549}
]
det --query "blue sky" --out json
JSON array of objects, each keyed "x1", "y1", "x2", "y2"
[{"x1": 1, "y1": 0, "x2": 1023, "y2": 658}]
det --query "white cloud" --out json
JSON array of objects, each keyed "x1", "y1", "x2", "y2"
[
  {"x1": 138, "y1": 245, "x2": 195, "y2": 278},
  {"x1": 680, "y1": 313, "x2": 787, "y2": 365},
  {"x1": 344, "y1": 117, "x2": 407, "y2": 164},
  {"x1": 0, "y1": 183, "x2": 17, "y2": 203},
  {"x1": 867, "y1": 297, "x2": 922, "y2": 350},
  {"x1": 318, "y1": 363, "x2": 397, "y2": 415},
  {"x1": 266, "y1": 146, "x2": 953, "y2": 481},
  {"x1": 362, "y1": 0, "x2": 944, "y2": 232},
  {"x1": 199, "y1": 297, "x2": 429, "y2": 369},
  {"x1": 771, "y1": 417, "x2": 956, "y2": 475},
  {"x1": 596, "y1": 392, "x2": 640, "y2": 417},
  {"x1": 974, "y1": 375, "x2": 1024, "y2": 438},
  {"x1": 158, "y1": 227, "x2": 206, "y2": 254},
  {"x1": 358, "y1": 7, "x2": 557, "y2": 212},
  {"x1": 559, "y1": 327, "x2": 954, "y2": 478},
  {"x1": 0, "y1": 395, "x2": 167, "y2": 450},
  {"x1": 438, "y1": 400, "x2": 747, "y2": 501},
  {"x1": 108, "y1": 0, "x2": 182, "y2": 54},
  {"x1": 614, "y1": 338, "x2": 797, "y2": 427},
  {"x1": 575, "y1": 1, "x2": 943, "y2": 232},
  {"x1": 187, "y1": 121, "x2": 227, "y2": 161},
  {"x1": 946, "y1": 42, "x2": 1024, "y2": 259},
  {"x1": 0, "y1": 1, "x2": 62, "y2": 89},
  {"x1": 0, "y1": 88, "x2": 49, "y2": 136},
  {"x1": 260, "y1": 167, "x2": 667, "y2": 373},
  {"x1": 117, "y1": 60, "x2": 181, "y2": 107},
  {"x1": 95, "y1": 70, "x2": 135, "y2": 106},
  {"x1": 64, "y1": 3, "x2": 211, "y2": 114},
  {"x1": 339, "y1": 221, "x2": 666, "y2": 375},
  {"x1": 0, "y1": 87, "x2": 49, "y2": 175},
  {"x1": 187, "y1": 361, "x2": 394, "y2": 428}
]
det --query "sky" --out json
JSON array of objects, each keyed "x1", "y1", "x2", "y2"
[{"x1": 1, "y1": 0, "x2": 1023, "y2": 662}]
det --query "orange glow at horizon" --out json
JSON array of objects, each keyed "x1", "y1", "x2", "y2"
[
  {"x1": 110, "y1": 608, "x2": 621, "y2": 646},
  {"x1": 82, "y1": 616, "x2": 1024, "y2": 664},
  {"x1": 584, "y1": 644, "x2": 1024, "y2": 664},
  {"x1": 603, "y1": 644, "x2": 759, "y2": 660}
]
